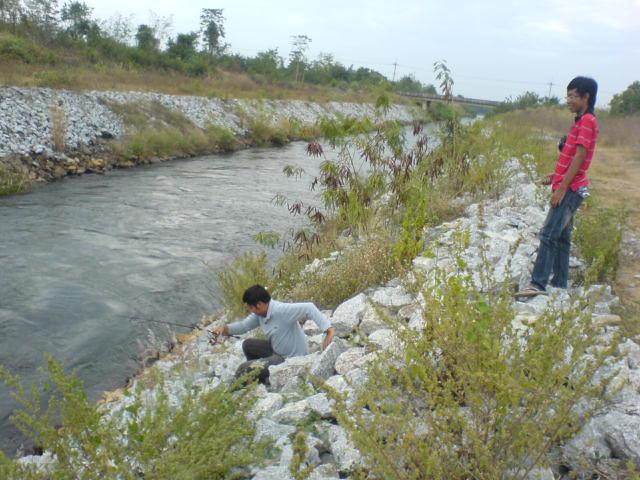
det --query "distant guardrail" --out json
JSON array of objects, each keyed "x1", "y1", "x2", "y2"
[{"x1": 396, "y1": 91, "x2": 504, "y2": 107}]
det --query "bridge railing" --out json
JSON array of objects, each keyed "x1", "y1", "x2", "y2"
[{"x1": 396, "y1": 91, "x2": 503, "y2": 107}]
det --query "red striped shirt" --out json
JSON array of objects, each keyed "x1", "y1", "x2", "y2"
[{"x1": 552, "y1": 113, "x2": 599, "y2": 191}]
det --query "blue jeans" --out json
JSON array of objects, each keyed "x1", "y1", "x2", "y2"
[{"x1": 531, "y1": 189, "x2": 583, "y2": 290}]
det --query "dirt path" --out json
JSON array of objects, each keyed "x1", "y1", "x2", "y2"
[{"x1": 589, "y1": 145, "x2": 640, "y2": 331}]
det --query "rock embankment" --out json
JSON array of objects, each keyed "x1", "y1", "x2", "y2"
[
  {"x1": 18, "y1": 158, "x2": 638, "y2": 479},
  {"x1": 0, "y1": 86, "x2": 418, "y2": 182}
]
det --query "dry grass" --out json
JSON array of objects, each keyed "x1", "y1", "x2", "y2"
[
  {"x1": 49, "y1": 104, "x2": 66, "y2": 152},
  {"x1": 0, "y1": 59, "x2": 397, "y2": 104},
  {"x1": 598, "y1": 114, "x2": 640, "y2": 148}
]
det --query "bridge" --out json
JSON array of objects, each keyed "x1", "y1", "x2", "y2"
[{"x1": 396, "y1": 91, "x2": 504, "y2": 108}]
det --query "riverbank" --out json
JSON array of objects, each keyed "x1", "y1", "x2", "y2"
[
  {"x1": 8, "y1": 155, "x2": 638, "y2": 479},
  {"x1": 0, "y1": 86, "x2": 420, "y2": 185}
]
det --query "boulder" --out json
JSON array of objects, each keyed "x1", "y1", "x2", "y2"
[
  {"x1": 331, "y1": 294, "x2": 369, "y2": 335},
  {"x1": 272, "y1": 399, "x2": 312, "y2": 424},
  {"x1": 327, "y1": 424, "x2": 362, "y2": 472},
  {"x1": 334, "y1": 348, "x2": 367, "y2": 375},
  {"x1": 369, "y1": 285, "x2": 414, "y2": 309},
  {"x1": 269, "y1": 355, "x2": 317, "y2": 391},
  {"x1": 254, "y1": 418, "x2": 296, "y2": 443},
  {"x1": 310, "y1": 338, "x2": 349, "y2": 379},
  {"x1": 359, "y1": 306, "x2": 389, "y2": 334}
]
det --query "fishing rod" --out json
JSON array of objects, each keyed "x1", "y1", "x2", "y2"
[{"x1": 132, "y1": 316, "x2": 242, "y2": 344}]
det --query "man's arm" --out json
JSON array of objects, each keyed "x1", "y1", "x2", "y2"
[
  {"x1": 212, "y1": 314, "x2": 260, "y2": 337},
  {"x1": 550, "y1": 145, "x2": 587, "y2": 207},
  {"x1": 322, "y1": 327, "x2": 335, "y2": 351}
]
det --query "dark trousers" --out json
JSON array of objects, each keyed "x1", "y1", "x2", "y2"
[
  {"x1": 235, "y1": 338, "x2": 284, "y2": 383},
  {"x1": 531, "y1": 189, "x2": 583, "y2": 290}
]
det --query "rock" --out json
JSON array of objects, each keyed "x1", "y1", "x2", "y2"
[
  {"x1": 368, "y1": 328, "x2": 400, "y2": 351},
  {"x1": 330, "y1": 293, "x2": 369, "y2": 335},
  {"x1": 334, "y1": 348, "x2": 367, "y2": 375},
  {"x1": 250, "y1": 393, "x2": 284, "y2": 419},
  {"x1": 272, "y1": 399, "x2": 312, "y2": 424},
  {"x1": 310, "y1": 338, "x2": 349, "y2": 379},
  {"x1": 358, "y1": 306, "x2": 389, "y2": 334},
  {"x1": 251, "y1": 465, "x2": 293, "y2": 480},
  {"x1": 327, "y1": 425, "x2": 362, "y2": 472},
  {"x1": 254, "y1": 418, "x2": 296, "y2": 443},
  {"x1": 369, "y1": 285, "x2": 414, "y2": 308},
  {"x1": 306, "y1": 393, "x2": 334, "y2": 418},
  {"x1": 269, "y1": 355, "x2": 317, "y2": 391}
]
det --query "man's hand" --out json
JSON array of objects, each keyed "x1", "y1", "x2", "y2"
[
  {"x1": 322, "y1": 327, "x2": 335, "y2": 351},
  {"x1": 550, "y1": 186, "x2": 567, "y2": 208},
  {"x1": 540, "y1": 173, "x2": 554, "y2": 186},
  {"x1": 212, "y1": 325, "x2": 229, "y2": 337}
]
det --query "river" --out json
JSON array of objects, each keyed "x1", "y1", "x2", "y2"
[{"x1": 0, "y1": 141, "x2": 325, "y2": 455}]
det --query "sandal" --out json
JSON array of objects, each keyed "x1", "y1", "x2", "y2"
[{"x1": 513, "y1": 286, "x2": 547, "y2": 298}]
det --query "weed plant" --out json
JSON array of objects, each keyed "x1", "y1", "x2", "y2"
[
  {"x1": 574, "y1": 199, "x2": 625, "y2": 283},
  {"x1": 0, "y1": 162, "x2": 30, "y2": 195},
  {"x1": 326, "y1": 239, "x2": 614, "y2": 480},
  {"x1": 216, "y1": 97, "x2": 572, "y2": 313},
  {"x1": 214, "y1": 252, "x2": 273, "y2": 320},
  {"x1": 0, "y1": 355, "x2": 264, "y2": 479}
]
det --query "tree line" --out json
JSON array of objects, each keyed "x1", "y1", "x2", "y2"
[{"x1": 0, "y1": 1, "x2": 437, "y2": 94}]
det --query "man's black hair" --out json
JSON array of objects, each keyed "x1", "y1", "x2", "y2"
[
  {"x1": 242, "y1": 285, "x2": 271, "y2": 306},
  {"x1": 567, "y1": 76, "x2": 598, "y2": 113}
]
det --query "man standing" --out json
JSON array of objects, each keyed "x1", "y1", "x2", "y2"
[
  {"x1": 515, "y1": 76, "x2": 599, "y2": 297},
  {"x1": 212, "y1": 285, "x2": 335, "y2": 382}
]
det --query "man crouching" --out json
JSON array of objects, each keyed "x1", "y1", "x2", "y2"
[{"x1": 212, "y1": 285, "x2": 335, "y2": 383}]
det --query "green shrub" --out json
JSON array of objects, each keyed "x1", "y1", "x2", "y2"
[
  {"x1": 0, "y1": 33, "x2": 43, "y2": 64},
  {"x1": 204, "y1": 123, "x2": 239, "y2": 152},
  {"x1": 30, "y1": 70, "x2": 77, "y2": 88},
  {"x1": 281, "y1": 235, "x2": 403, "y2": 309},
  {"x1": 326, "y1": 240, "x2": 613, "y2": 479},
  {"x1": 0, "y1": 162, "x2": 30, "y2": 195},
  {"x1": 574, "y1": 199, "x2": 625, "y2": 283},
  {"x1": 214, "y1": 252, "x2": 273, "y2": 319},
  {"x1": 0, "y1": 355, "x2": 264, "y2": 479}
]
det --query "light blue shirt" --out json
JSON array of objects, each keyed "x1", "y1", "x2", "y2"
[{"x1": 227, "y1": 300, "x2": 331, "y2": 357}]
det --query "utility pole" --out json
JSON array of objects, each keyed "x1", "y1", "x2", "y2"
[
  {"x1": 548, "y1": 81, "x2": 555, "y2": 98},
  {"x1": 392, "y1": 60, "x2": 398, "y2": 82}
]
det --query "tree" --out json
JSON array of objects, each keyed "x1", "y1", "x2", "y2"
[
  {"x1": 248, "y1": 48, "x2": 283, "y2": 79},
  {"x1": 200, "y1": 8, "x2": 224, "y2": 58},
  {"x1": 167, "y1": 32, "x2": 198, "y2": 61},
  {"x1": 610, "y1": 81, "x2": 640, "y2": 116},
  {"x1": 147, "y1": 10, "x2": 172, "y2": 49},
  {"x1": 135, "y1": 24, "x2": 158, "y2": 52},
  {"x1": 60, "y1": 1, "x2": 93, "y2": 40},
  {"x1": 433, "y1": 59, "x2": 454, "y2": 102},
  {"x1": 101, "y1": 12, "x2": 134, "y2": 44},
  {"x1": 0, "y1": 0, "x2": 23, "y2": 27},
  {"x1": 24, "y1": 0, "x2": 59, "y2": 36},
  {"x1": 289, "y1": 34, "x2": 311, "y2": 82}
]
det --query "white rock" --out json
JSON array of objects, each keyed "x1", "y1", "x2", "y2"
[
  {"x1": 250, "y1": 393, "x2": 284, "y2": 419},
  {"x1": 369, "y1": 285, "x2": 414, "y2": 308},
  {"x1": 358, "y1": 306, "x2": 389, "y2": 335},
  {"x1": 327, "y1": 424, "x2": 362, "y2": 472},
  {"x1": 269, "y1": 355, "x2": 317, "y2": 391},
  {"x1": 310, "y1": 338, "x2": 349, "y2": 379},
  {"x1": 254, "y1": 418, "x2": 296, "y2": 443},
  {"x1": 334, "y1": 347, "x2": 367, "y2": 375},
  {"x1": 306, "y1": 393, "x2": 334, "y2": 418},
  {"x1": 272, "y1": 399, "x2": 311, "y2": 424},
  {"x1": 331, "y1": 293, "x2": 369, "y2": 335}
]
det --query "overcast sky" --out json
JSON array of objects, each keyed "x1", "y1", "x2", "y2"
[{"x1": 86, "y1": 0, "x2": 639, "y2": 107}]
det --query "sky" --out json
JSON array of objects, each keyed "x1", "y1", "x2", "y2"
[{"x1": 86, "y1": 0, "x2": 640, "y2": 107}]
